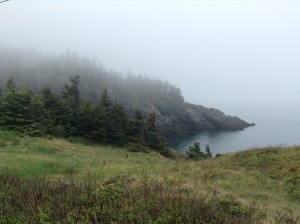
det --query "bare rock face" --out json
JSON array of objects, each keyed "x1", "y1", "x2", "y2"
[{"x1": 134, "y1": 102, "x2": 254, "y2": 137}]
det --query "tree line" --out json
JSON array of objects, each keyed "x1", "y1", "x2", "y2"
[
  {"x1": 0, "y1": 48, "x2": 185, "y2": 120},
  {"x1": 0, "y1": 76, "x2": 168, "y2": 154}
]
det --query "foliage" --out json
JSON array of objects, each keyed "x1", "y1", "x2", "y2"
[
  {"x1": 186, "y1": 142, "x2": 212, "y2": 160},
  {"x1": 0, "y1": 48, "x2": 185, "y2": 117},
  {"x1": 0, "y1": 133, "x2": 299, "y2": 221},
  {"x1": 285, "y1": 176, "x2": 300, "y2": 201},
  {"x1": 0, "y1": 174, "x2": 267, "y2": 224},
  {"x1": 0, "y1": 77, "x2": 168, "y2": 154},
  {"x1": 0, "y1": 48, "x2": 254, "y2": 137},
  {"x1": 128, "y1": 142, "x2": 150, "y2": 153},
  {"x1": 62, "y1": 74, "x2": 80, "y2": 110}
]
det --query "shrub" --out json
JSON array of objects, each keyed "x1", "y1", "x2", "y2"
[
  {"x1": 128, "y1": 142, "x2": 150, "y2": 153},
  {"x1": 285, "y1": 176, "x2": 300, "y2": 201},
  {"x1": 0, "y1": 174, "x2": 267, "y2": 224},
  {"x1": 186, "y1": 142, "x2": 212, "y2": 160}
]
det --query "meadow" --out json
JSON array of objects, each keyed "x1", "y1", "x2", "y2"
[{"x1": 0, "y1": 130, "x2": 299, "y2": 223}]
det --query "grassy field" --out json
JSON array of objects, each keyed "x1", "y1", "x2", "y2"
[
  {"x1": 0, "y1": 130, "x2": 299, "y2": 223},
  {"x1": 0, "y1": 130, "x2": 172, "y2": 178}
]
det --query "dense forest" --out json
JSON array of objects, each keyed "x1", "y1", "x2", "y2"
[
  {"x1": 0, "y1": 76, "x2": 168, "y2": 154},
  {"x1": 0, "y1": 47, "x2": 253, "y2": 137}
]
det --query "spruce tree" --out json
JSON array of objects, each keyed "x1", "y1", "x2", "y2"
[
  {"x1": 186, "y1": 142, "x2": 212, "y2": 160},
  {"x1": 132, "y1": 110, "x2": 145, "y2": 144},
  {"x1": 5, "y1": 77, "x2": 16, "y2": 93},
  {"x1": 100, "y1": 89, "x2": 112, "y2": 113},
  {"x1": 144, "y1": 112, "x2": 165, "y2": 152},
  {"x1": 109, "y1": 101, "x2": 129, "y2": 145},
  {"x1": 0, "y1": 87, "x2": 34, "y2": 133},
  {"x1": 40, "y1": 86, "x2": 65, "y2": 134},
  {"x1": 77, "y1": 102, "x2": 98, "y2": 138},
  {"x1": 62, "y1": 75, "x2": 81, "y2": 135},
  {"x1": 62, "y1": 75, "x2": 80, "y2": 110}
]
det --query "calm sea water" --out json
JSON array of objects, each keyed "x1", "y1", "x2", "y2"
[{"x1": 168, "y1": 100, "x2": 300, "y2": 155}]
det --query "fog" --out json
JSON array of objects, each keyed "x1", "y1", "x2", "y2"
[{"x1": 1, "y1": 0, "x2": 300, "y2": 109}]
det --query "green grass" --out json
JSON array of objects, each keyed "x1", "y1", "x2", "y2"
[
  {"x1": 0, "y1": 130, "x2": 299, "y2": 223},
  {"x1": 0, "y1": 130, "x2": 171, "y2": 178}
]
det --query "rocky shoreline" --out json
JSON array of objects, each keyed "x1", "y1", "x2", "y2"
[{"x1": 125, "y1": 101, "x2": 254, "y2": 137}]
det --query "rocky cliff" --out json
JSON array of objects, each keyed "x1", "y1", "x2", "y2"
[
  {"x1": 0, "y1": 48, "x2": 254, "y2": 137},
  {"x1": 123, "y1": 101, "x2": 254, "y2": 137}
]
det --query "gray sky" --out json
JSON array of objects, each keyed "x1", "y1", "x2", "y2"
[{"x1": 1, "y1": 0, "x2": 300, "y2": 107}]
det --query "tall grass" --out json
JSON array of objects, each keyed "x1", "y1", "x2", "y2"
[
  {"x1": 0, "y1": 173, "x2": 269, "y2": 224},
  {"x1": 1, "y1": 131, "x2": 299, "y2": 223}
]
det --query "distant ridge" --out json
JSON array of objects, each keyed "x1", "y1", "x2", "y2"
[{"x1": 0, "y1": 47, "x2": 253, "y2": 137}]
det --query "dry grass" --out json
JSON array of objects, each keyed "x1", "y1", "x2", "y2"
[{"x1": 0, "y1": 130, "x2": 299, "y2": 223}]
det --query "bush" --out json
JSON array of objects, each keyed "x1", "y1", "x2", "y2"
[
  {"x1": 0, "y1": 174, "x2": 267, "y2": 224},
  {"x1": 128, "y1": 142, "x2": 150, "y2": 153},
  {"x1": 186, "y1": 142, "x2": 212, "y2": 160},
  {"x1": 285, "y1": 176, "x2": 300, "y2": 201}
]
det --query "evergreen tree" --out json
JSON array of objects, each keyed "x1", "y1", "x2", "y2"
[
  {"x1": 5, "y1": 77, "x2": 16, "y2": 93},
  {"x1": 95, "y1": 89, "x2": 113, "y2": 142},
  {"x1": 205, "y1": 144, "x2": 213, "y2": 158},
  {"x1": 100, "y1": 89, "x2": 112, "y2": 113},
  {"x1": 132, "y1": 110, "x2": 145, "y2": 143},
  {"x1": 144, "y1": 112, "x2": 166, "y2": 152},
  {"x1": 77, "y1": 102, "x2": 99, "y2": 138},
  {"x1": 186, "y1": 142, "x2": 203, "y2": 160},
  {"x1": 63, "y1": 75, "x2": 80, "y2": 110},
  {"x1": 91, "y1": 101, "x2": 106, "y2": 140},
  {"x1": 29, "y1": 95, "x2": 47, "y2": 136},
  {"x1": 127, "y1": 110, "x2": 151, "y2": 152},
  {"x1": 0, "y1": 87, "x2": 34, "y2": 132},
  {"x1": 186, "y1": 142, "x2": 212, "y2": 160},
  {"x1": 62, "y1": 75, "x2": 81, "y2": 135},
  {"x1": 109, "y1": 101, "x2": 129, "y2": 145},
  {"x1": 0, "y1": 77, "x2": 170, "y2": 156},
  {"x1": 40, "y1": 86, "x2": 67, "y2": 135}
]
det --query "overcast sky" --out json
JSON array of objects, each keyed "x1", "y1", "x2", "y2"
[{"x1": 0, "y1": 0, "x2": 299, "y2": 108}]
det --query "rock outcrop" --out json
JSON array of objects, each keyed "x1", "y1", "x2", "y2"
[
  {"x1": 0, "y1": 48, "x2": 254, "y2": 137},
  {"x1": 124, "y1": 101, "x2": 254, "y2": 137}
]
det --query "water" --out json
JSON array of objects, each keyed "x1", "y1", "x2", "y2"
[{"x1": 168, "y1": 100, "x2": 300, "y2": 155}]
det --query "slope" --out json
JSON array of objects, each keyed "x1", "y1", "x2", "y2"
[
  {"x1": 0, "y1": 131, "x2": 299, "y2": 223},
  {"x1": 0, "y1": 47, "x2": 253, "y2": 137}
]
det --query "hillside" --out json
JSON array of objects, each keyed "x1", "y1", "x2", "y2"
[
  {"x1": 0, "y1": 131, "x2": 299, "y2": 223},
  {"x1": 0, "y1": 47, "x2": 253, "y2": 136}
]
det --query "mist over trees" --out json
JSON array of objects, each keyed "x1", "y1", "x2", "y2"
[
  {"x1": 0, "y1": 47, "x2": 184, "y2": 109},
  {"x1": 0, "y1": 47, "x2": 252, "y2": 137},
  {"x1": 0, "y1": 75, "x2": 167, "y2": 154}
]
